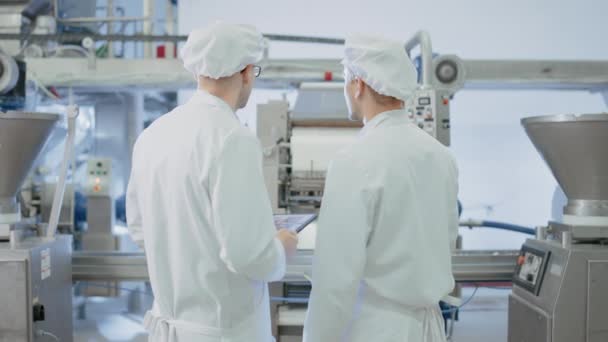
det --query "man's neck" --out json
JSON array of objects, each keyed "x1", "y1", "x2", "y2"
[
  {"x1": 362, "y1": 103, "x2": 403, "y2": 123},
  {"x1": 197, "y1": 84, "x2": 239, "y2": 112}
]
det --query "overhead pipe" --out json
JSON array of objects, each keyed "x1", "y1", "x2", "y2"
[{"x1": 460, "y1": 219, "x2": 536, "y2": 236}]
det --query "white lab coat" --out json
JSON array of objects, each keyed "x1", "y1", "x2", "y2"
[
  {"x1": 304, "y1": 110, "x2": 459, "y2": 342},
  {"x1": 126, "y1": 90, "x2": 285, "y2": 342}
]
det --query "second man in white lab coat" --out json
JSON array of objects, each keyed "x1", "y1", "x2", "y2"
[
  {"x1": 303, "y1": 34, "x2": 459, "y2": 342},
  {"x1": 126, "y1": 23, "x2": 298, "y2": 342}
]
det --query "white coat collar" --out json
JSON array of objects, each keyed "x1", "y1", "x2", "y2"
[
  {"x1": 359, "y1": 109, "x2": 407, "y2": 137},
  {"x1": 191, "y1": 89, "x2": 236, "y2": 114}
]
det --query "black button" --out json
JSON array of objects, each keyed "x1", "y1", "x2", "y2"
[
  {"x1": 33, "y1": 304, "x2": 45, "y2": 322},
  {"x1": 97, "y1": 162, "x2": 103, "y2": 168},
  {"x1": 526, "y1": 274, "x2": 534, "y2": 282}
]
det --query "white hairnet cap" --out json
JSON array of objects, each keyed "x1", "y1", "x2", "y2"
[
  {"x1": 342, "y1": 34, "x2": 418, "y2": 101},
  {"x1": 180, "y1": 22, "x2": 265, "y2": 79}
]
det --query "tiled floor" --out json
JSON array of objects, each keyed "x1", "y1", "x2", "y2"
[{"x1": 73, "y1": 286, "x2": 509, "y2": 341}]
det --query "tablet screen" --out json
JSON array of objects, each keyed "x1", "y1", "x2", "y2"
[{"x1": 274, "y1": 214, "x2": 317, "y2": 233}]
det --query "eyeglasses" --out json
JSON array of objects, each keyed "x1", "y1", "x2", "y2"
[{"x1": 253, "y1": 65, "x2": 262, "y2": 78}]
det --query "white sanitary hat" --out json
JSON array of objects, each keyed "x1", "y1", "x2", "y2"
[
  {"x1": 180, "y1": 22, "x2": 265, "y2": 79},
  {"x1": 342, "y1": 34, "x2": 418, "y2": 101}
]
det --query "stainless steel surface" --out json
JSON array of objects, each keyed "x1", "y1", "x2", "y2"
[
  {"x1": 0, "y1": 236, "x2": 73, "y2": 342},
  {"x1": 0, "y1": 112, "x2": 60, "y2": 217},
  {"x1": 509, "y1": 239, "x2": 608, "y2": 342},
  {"x1": 564, "y1": 199, "x2": 608, "y2": 217},
  {"x1": 71, "y1": 250, "x2": 518, "y2": 282},
  {"x1": 549, "y1": 221, "x2": 608, "y2": 242},
  {"x1": 451, "y1": 250, "x2": 518, "y2": 282},
  {"x1": 587, "y1": 261, "x2": 608, "y2": 342},
  {"x1": 522, "y1": 113, "x2": 608, "y2": 217},
  {"x1": 0, "y1": 260, "x2": 28, "y2": 341},
  {"x1": 72, "y1": 252, "x2": 149, "y2": 281},
  {"x1": 508, "y1": 295, "x2": 551, "y2": 342},
  {"x1": 536, "y1": 225, "x2": 548, "y2": 240},
  {"x1": 86, "y1": 197, "x2": 114, "y2": 234},
  {"x1": 561, "y1": 231, "x2": 572, "y2": 248}
]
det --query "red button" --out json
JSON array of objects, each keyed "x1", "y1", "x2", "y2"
[
  {"x1": 324, "y1": 71, "x2": 333, "y2": 81},
  {"x1": 442, "y1": 98, "x2": 449, "y2": 105},
  {"x1": 517, "y1": 256, "x2": 526, "y2": 266}
]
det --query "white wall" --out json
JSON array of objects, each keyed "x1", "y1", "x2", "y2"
[{"x1": 178, "y1": 0, "x2": 608, "y2": 249}]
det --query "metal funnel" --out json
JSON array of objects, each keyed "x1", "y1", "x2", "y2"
[
  {"x1": 0, "y1": 112, "x2": 60, "y2": 222},
  {"x1": 522, "y1": 113, "x2": 608, "y2": 217}
]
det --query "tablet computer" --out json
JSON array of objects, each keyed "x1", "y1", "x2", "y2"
[{"x1": 274, "y1": 214, "x2": 317, "y2": 233}]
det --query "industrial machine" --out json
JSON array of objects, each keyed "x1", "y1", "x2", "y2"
[
  {"x1": 1, "y1": 1, "x2": 608, "y2": 337},
  {"x1": 508, "y1": 114, "x2": 608, "y2": 342},
  {"x1": 0, "y1": 111, "x2": 73, "y2": 342}
]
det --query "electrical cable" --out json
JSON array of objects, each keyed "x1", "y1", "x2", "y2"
[
  {"x1": 35, "y1": 330, "x2": 60, "y2": 341},
  {"x1": 28, "y1": 71, "x2": 60, "y2": 100},
  {"x1": 441, "y1": 286, "x2": 479, "y2": 314}
]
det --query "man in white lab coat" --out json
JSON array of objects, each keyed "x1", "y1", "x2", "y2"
[
  {"x1": 126, "y1": 22, "x2": 298, "y2": 342},
  {"x1": 303, "y1": 34, "x2": 459, "y2": 342}
]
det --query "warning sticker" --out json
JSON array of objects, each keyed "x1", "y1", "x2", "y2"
[{"x1": 41, "y1": 248, "x2": 51, "y2": 280}]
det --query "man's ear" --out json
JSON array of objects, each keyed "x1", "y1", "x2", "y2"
[
  {"x1": 241, "y1": 65, "x2": 253, "y2": 85},
  {"x1": 354, "y1": 78, "x2": 364, "y2": 99}
]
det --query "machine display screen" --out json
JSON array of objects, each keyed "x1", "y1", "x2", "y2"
[
  {"x1": 518, "y1": 252, "x2": 543, "y2": 285},
  {"x1": 513, "y1": 245, "x2": 551, "y2": 296},
  {"x1": 418, "y1": 97, "x2": 431, "y2": 105}
]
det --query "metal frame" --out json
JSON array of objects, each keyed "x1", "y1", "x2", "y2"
[
  {"x1": 21, "y1": 56, "x2": 608, "y2": 95},
  {"x1": 71, "y1": 250, "x2": 518, "y2": 282},
  {"x1": 462, "y1": 59, "x2": 608, "y2": 91},
  {"x1": 0, "y1": 32, "x2": 344, "y2": 45}
]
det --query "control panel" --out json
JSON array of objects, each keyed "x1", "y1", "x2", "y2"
[
  {"x1": 85, "y1": 158, "x2": 112, "y2": 197},
  {"x1": 405, "y1": 89, "x2": 451, "y2": 146},
  {"x1": 513, "y1": 245, "x2": 551, "y2": 295}
]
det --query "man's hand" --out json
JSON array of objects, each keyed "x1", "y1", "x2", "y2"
[{"x1": 276, "y1": 229, "x2": 299, "y2": 257}]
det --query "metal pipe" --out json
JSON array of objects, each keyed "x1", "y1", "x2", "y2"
[
  {"x1": 263, "y1": 34, "x2": 344, "y2": 45},
  {"x1": 126, "y1": 91, "x2": 144, "y2": 169},
  {"x1": 404, "y1": 30, "x2": 433, "y2": 88},
  {"x1": 53, "y1": 0, "x2": 58, "y2": 19},
  {"x1": 143, "y1": 0, "x2": 154, "y2": 58},
  {"x1": 165, "y1": 0, "x2": 175, "y2": 59},
  {"x1": 0, "y1": 33, "x2": 184, "y2": 43},
  {"x1": 291, "y1": 119, "x2": 363, "y2": 128},
  {"x1": 106, "y1": 0, "x2": 114, "y2": 59},
  {"x1": 57, "y1": 16, "x2": 150, "y2": 23},
  {"x1": 0, "y1": 32, "x2": 343, "y2": 45},
  {"x1": 48, "y1": 106, "x2": 79, "y2": 238},
  {"x1": 460, "y1": 219, "x2": 536, "y2": 235}
]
